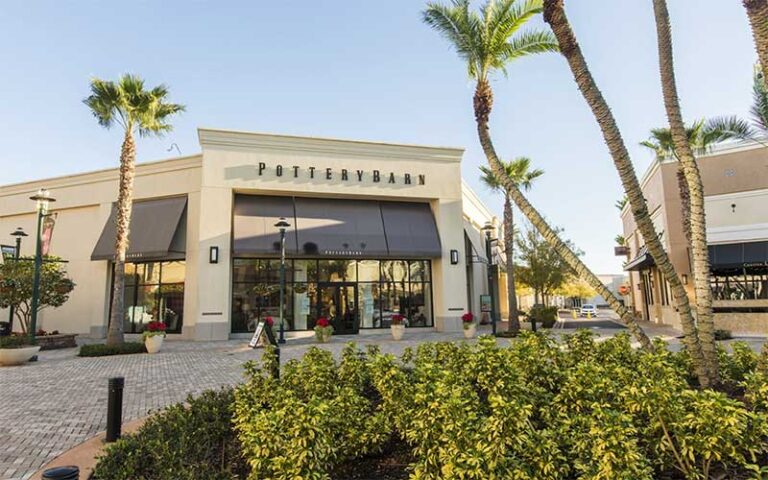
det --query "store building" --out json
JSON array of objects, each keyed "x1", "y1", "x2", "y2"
[
  {"x1": 620, "y1": 141, "x2": 768, "y2": 333},
  {"x1": 0, "y1": 129, "x2": 503, "y2": 340}
]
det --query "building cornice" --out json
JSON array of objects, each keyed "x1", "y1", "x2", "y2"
[
  {"x1": 197, "y1": 128, "x2": 465, "y2": 163},
  {"x1": 0, "y1": 155, "x2": 202, "y2": 197}
]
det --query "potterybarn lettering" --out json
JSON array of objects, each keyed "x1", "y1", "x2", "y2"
[{"x1": 256, "y1": 162, "x2": 426, "y2": 185}]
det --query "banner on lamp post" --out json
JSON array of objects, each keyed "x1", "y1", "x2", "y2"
[{"x1": 41, "y1": 213, "x2": 57, "y2": 256}]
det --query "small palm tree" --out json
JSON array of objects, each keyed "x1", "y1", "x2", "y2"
[
  {"x1": 743, "y1": 1, "x2": 768, "y2": 82},
  {"x1": 706, "y1": 66, "x2": 768, "y2": 145},
  {"x1": 84, "y1": 74, "x2": 185, "y2": 345},
  {"x1": 479, "y1": 157, "x2": 543, "y2": 334},
  {"x1": 424, "y1": 0, "x2": 653, "y2": 348}
]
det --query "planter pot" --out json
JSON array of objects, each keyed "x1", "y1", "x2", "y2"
[
  {"x1": 144, "y1": 335, "x2": 164, "y2": 354},
  {"x1": 0, "y1": 346, "x2": 41, "y2": 366},
  {"x1": 316, "y1": 333, "x2": 331, "y2": 343},
  {"x1": 463, "y1": 323, "x2": 477, "y2": 339},
  {"x1": 390, "y1": 324, "x2": 405, "y2": 340}
]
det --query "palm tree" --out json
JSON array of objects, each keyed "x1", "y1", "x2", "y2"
[
  {"x1": 423, "y1": 0, "x2": 653, "y2": 349},
  {"x1": 84, "y1": 75, "x2": 185, "y2": 345},
  {"x1": 707, "y1": 66, "x2": 768, "y2": 145},
  {"x1": 743, "y1": 0, "x2": 768, "y2": 82},
  {"x1": 479, "y1": 157, "x2": 543, "y2": 334},
  {"x1": 652, "y1": 0, "x2": 717, "y2": 383},
  {"x1": 542, "y1": 0, "x2": 710, "y2": 385}
]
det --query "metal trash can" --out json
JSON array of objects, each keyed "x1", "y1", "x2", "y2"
[{"x1": 42, "y1": 465, "x2": 79, "y2": 480}]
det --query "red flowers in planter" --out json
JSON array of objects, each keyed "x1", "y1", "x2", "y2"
[
  {"x1": 264, "y1": 316, "x2": 274, "y2": 327},
  {"x1": 146, "y1": 321, "x2": 167, "y2": 332},
  {"x1": 461, "y1": 312, "x2": 474, "y2": 323},
  {"x1": 316, "y1": 317, "x2": 330, "y2": 328},
  {"x1": 391, "y1": 314, "x2": 405, "y2": 326}
]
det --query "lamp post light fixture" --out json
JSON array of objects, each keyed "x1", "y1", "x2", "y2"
[
  {"x1": 481, "y1": 222, "x2": 498, "y2": 336},
  {"x1": 5, "y1": 228, "x2": 29, "y2": 335},
  {"x1": 29, "y1": 189, "x2": 55, "y2": 341},
  {"x1": 274, "y1": 217, "x2": 291, "y2": 344}
]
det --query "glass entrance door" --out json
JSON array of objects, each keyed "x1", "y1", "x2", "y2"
[{"x1": 318, "y1": 283, "x2": 359, "y2": 335}]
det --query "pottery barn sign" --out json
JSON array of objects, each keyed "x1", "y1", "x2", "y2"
[{"x1": 255, "y1": 163, "x2": 426, "y2": 186}]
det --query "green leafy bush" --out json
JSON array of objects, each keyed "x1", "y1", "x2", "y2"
[
  {"x1": 92, "y1": 388, "x2": 246, "y2": 480},
  {"x1": 714, "y1": 329, "x2": 733, "y2": 341},
  {"x1": 79, "y1": 342, "x2": 146, "y2": 357},
  {"x1": 528, "y1": 305, "x2": 559, "y2": 328},
  {"x1": 231, "y1": 332, "x2": 768, "y2": 479},
  {"x1": 0, "y1": 335, "x2": 36, "y2": 349}
]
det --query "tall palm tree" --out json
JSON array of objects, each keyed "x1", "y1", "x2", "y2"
[
  {"x1": 743, "y1": 0, "x2": 768, "y2": 82},
  {"x1": 84, "y1": 75, "x2": 185, "y2": 345},
  {"x1": 479, "y1": 157, "x2": 543, "y2": 334},
  {"x1": 707, "y1": 66, "x2": 768, "y2": 145},
  {"x1": 423, "y1": 0, "x2": 653, "y2": 349},
  {"x1": 542, "y1": 0, "x2": 710, "y2": 385},
  {"x1": 652, "y1": 0, "x2": 717, "y2": 383}
]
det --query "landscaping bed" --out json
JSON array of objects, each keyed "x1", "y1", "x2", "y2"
[
  {"x1": 92, "y1": 332, "x2": 768, "y2": 479},
  {"x1": 36, "y1": 333, "x2": 77, "y2": 350}
]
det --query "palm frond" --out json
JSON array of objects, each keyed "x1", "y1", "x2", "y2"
[
  {"x1": 704, "y1": 116, "x2": 759, "y2": 145},
  {"x1": 83, "y1": 78, "x2": 123, "y2": 129},
  {"x1": 499, "y1": 29, "x2": 558, "y2": 66},
  {"x1": 751, "y1": 66, "x2": 768, "y2": 134}
]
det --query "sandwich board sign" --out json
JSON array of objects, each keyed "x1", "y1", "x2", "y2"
[{"x1": 249, "y1": 321, "x2": 278, "y2": 348}]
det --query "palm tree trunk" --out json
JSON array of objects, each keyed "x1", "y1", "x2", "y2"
[
  {"x1": 744, "y1": 0, "x2": 768, "y2": 83},
  {"x1": 473, "y1": 79, "x2": 653, "y2": 350},
  {"x1": 543, "y1": 0, "x2": 710, "y2": 386},
  {"x1": 676, "y1": 167, "x2": 691, "y2": 242},
  {"x1": 107, "y1": 130, "x2": 136, "y2": 346},
  {"x1": 652, "y1": 0, "x2": 719, "y2": 384},
  {"x1": 504, "y1": 194, "x2": 521, "y2": 333}
]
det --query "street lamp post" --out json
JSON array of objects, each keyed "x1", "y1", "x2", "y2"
[
  {"x1": 29, "y1": 189, "x2": 55, "y2": 341},
  {"x1": 5, "y1": 228, "x2": 29, "y2": 335},
  {"x1": 482, "y1": 222, "x2": 497, "y2": 336},
  {"x1": 274, "y1": 217, "x2": 291, "y2": 344}
]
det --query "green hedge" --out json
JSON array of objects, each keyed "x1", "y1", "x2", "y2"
[
  {"x1": 92, "y1": 388, "x2": 247, "y2": 480},
  {"x1": 528, "y1": 305, "x2": 559, "y2": 328},
  {"x1": 79, "y1": 342, "x2": 146, "y2": 357},
  {"x1": 0, "y1": 335, "x2": 36, "y2": 349}
]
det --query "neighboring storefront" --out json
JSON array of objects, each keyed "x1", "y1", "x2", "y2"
[
  {"x1": 0, "y1": 129, "x2": 502, "y2": 340},
  {"x1": 621, "y1": 141, "x2": 768, "y2": 333}
]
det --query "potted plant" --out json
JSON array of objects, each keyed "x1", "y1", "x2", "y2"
[
  {"x1": 143, "y1": 321, "x2": 167, "y2": 354},
  {"x1": 314, "y1": 317, "x2": 333, "y2": 343},
  {"x1": 390, "y1": 314, "x2": 405, "y2": 340},
  {"x1": 462, "y1": 312, "x2": 476, "y2": 339},
  {"x1": 0, "y1": 335, "x2": 40, "y2": 366}
]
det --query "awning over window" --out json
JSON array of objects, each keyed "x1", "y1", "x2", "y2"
[
  {"x1": 624, "y1": 245, "x2": 655, "y2": 271},
  {"x1": 233, "y1": 195, "x2": 442, "y2": 258},
  {"x1": 381, "y1": 202, "x2": 442, "y2": 258},
  {"x1": 233, "y1": 195, "x2": 298, "y2": 255},
  {"x1": 709, "y1": 241, "x2": 768, "y2": 269},
  {"x1": 91, "y1": 196, "x2": 187, "y2": 261},
  {"x1": 463, "y1": 218, "x2": 487, "y2": 263}
]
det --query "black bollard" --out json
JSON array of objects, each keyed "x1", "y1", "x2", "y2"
[
  {"x1": 106, "y1": 377, "x2": 124, "y2": 442},
  {"x1": 42, "y1": 465, "x2": 79, "y2": 479},
  {"x1": 273, "y1": 347, "x2": 280, "y2": 380}
]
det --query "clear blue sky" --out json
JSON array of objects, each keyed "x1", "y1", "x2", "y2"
[{"x1": 0, "y1": 1, "x2": 758, "y2": 273}]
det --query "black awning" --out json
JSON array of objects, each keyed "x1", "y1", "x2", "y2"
[
  {"x1": 381, "y1": 202, "x2": 442, "y2": 258},
  {"x1": 710, "y1": 241, "x2": 768, "y2": 269},
  {"x1": 233, "y1": 195, "x2": 298, "y2": 256},
  {"x1": 91, "y1": 196, "x2": 187, "y2": 261},
  {"x1": 232, "y1": 195, "x2": 442, "y2": 258},
  {"x1": 624, "y1": 245, "x2": 655, "y2": 271}
]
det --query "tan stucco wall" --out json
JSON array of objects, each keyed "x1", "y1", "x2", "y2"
[{"x1": 0, "y1": 156, "x2": 202, "y2": 337}]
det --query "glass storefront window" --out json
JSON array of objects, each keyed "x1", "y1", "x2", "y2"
[
  {"x1": 118, "y1": 261, "x2": 185, "y2": 334},
  {"x1": 231, "y1": 257, "x2": 433, "y2": 332}
]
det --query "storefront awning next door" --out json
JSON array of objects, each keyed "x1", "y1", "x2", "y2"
[
  {"x1": 624, "y1": 245, "x2": 655, "y2": 272},
  {"x1": 91, "y1": 196, "x2": 187, "y2": 261},
  {"x1": 232, "y1": 195, "x2": 442, "y2": 258},
  {"x1": 709, "y1": 241, "x2": 768, "y2": 269}
]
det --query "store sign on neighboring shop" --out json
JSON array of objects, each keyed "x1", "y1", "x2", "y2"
[
  {"x1": 253, "y1": 162, "x2": 426, "y2": 186},
  {"x1": 480, "y1": 294, "x2": 492, "y2": 313}
]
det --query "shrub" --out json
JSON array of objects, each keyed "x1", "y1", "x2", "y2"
[
  {"x1": 92, "y1": 388, "x2": 246, "y2": 480},
  {"x1": 715, "y1": 329, "x2": 733, "y2": 341},
  {"x1": 528, "y1": 305, "x2": 559, "y2": 328},
  {"x1": 0, "y1": 335, "x2": 36, "y2": 349},
  {"x1": 79, "y1": 342, "x2": 146, "y2": 357}
]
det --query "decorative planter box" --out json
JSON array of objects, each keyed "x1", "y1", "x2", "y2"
[
  {"x1": 37, "y1": 334, "x2": 78, "y2": 351},
  {"x1": 0, "y1": 346, "x2": 41, "y2": 366}
]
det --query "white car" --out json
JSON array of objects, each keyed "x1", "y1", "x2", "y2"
[{"x1": 579, "y1": 304, "x2": 598, "y2": 317}]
